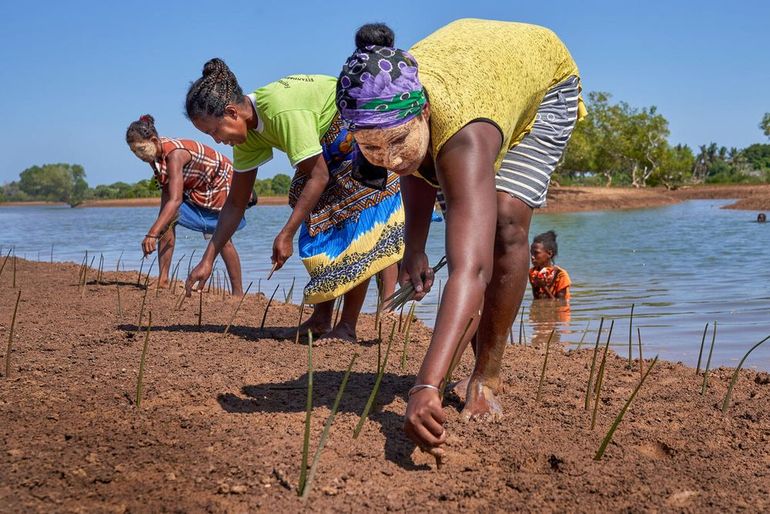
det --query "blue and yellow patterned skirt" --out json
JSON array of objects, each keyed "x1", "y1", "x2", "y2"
[{"x1": 288, "y1": 118, "x2": 404, "y2": 304}]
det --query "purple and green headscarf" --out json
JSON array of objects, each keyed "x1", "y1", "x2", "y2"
[{"x1": 336, "y1": 45, "x2": 426, "y2": 130}]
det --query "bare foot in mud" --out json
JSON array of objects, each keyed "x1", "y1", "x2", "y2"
[
  {"x1": 448, "y1": 376, "x2": 470, "y2": 403},
  {"x1": 272, "y1": 319, "x2": 331, "y2": 341},
  {"x1": 461, "y1": 377, "x2": 503, "y2": 422},
  {"x1": 316, "y1": 322, "x2": 358, "y2": 344}
]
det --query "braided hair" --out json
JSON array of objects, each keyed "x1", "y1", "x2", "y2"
[
  {"x1": 126, "y1": 114, "x2": 158, "y2": 143},
  {"x1": 185, "y1": 58, "x2": 243, "y2": 120},
  {"x1": 533, "y1": 230, "x2": 559, "y2": 259}
]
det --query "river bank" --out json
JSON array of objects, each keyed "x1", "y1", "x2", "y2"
[
  {"x1": 1, "y1": 259, "x2": 769, "y2": 512},
  {"x1": 2, "y1": 184, "x2": 769, "y2": 212}
]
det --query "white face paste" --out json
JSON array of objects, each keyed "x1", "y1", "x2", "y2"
[{"x1": 129, "y1": 141, "x2": 159, "y2": 162}]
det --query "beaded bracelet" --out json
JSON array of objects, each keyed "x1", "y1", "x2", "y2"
[{"x1": 408, "y1": 384, "x2": 440, "y2": 397}]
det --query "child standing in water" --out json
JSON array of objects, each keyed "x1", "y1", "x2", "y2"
[
  {"x1": 529, "y1": 230, "x2": 571, "y2": 300},
  {"x1": 126, "y1": 115, "x2": 246, "y2": 295}
]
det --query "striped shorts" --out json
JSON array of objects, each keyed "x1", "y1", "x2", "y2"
[{"x1": 495, "y1": 75, "x2": 580, "y2": 208}]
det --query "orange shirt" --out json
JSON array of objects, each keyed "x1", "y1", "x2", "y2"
[{"x1": 528, "y1": 266, "x2": 571, "y2": 300}]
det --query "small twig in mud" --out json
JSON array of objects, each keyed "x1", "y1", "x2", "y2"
[
  {"x1": 721, "y1": 333, "x2": 770, "y2": 413},
  {"x1": 695, "y1": 322, "x2": 709, "y2": 375},
  {"x1": 353, "y1": 321, "x2": 396, "y2": 439},
  {"x1": 400, "y1": 301, "x2": 417, "y2": 372},
  {"x1": 332, "y1": 296, "x2": 343, "y2": 328},
  {"x1": 591, "y1": 319, "x2": 614, "y2": 430},
  {"x1": 301, "y1": 352, "x2": 358, "y2": 501},
  {"x1": 536, "y1": 329, "x2": 555, "y2": 402},
  {"x1": 260, "y1": 284, "x2": 280, "y2": 330},
  {"x1": 135, "y1": 312, "x2": 152, "y2": 408},
  {"x1": 5, "y1": 290, "x2": 22, "y2": 378},
  {"x1": 298, "y1": 330, "x2": 314, "y2": 495},
  {"x1": 197, "y1": 291, "x2": 203, "y2": 328},
  {"x1": 223, "y1": 282, "x2": 253, "y2": 337},
  {"x1": 585, "y1": 317, "x2": 605, "y2": 410},
  {"x1": 439, "y1": 316, "x2": 475, "y2": 400},
  {"x1": 294, "y1": 301, "x2": 306, "y2": 345},
  {"x1": 701, "y1": 320, "x2": 717, "y2": 395},
  {"x1": 627, "y1": 304, "x2": 634, "y2": 368},
  {"x1": 575, "y1": 320, "x2": 591, "y2": 350},
  {"x1": 594, "y1": 355, "x2": 659, "y2": 460},
  {"x1": 637, "y1": 327, "x2": 644, "y2": 379}
]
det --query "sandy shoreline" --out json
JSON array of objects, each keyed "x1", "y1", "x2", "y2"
[
  {"x1": 2, "y1": 184, "x2": 769, "y2": 212},
  {"x1": 1, "y1": 259, "x2": 769, "y2": 511}
]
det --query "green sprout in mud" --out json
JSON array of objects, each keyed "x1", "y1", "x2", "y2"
[
  {"x1": 223, "y1": 281, "x2": 253, "y2": 338},
  {"x1": 260, "y1": 284, "x2": 281, "y2": 330},
  {"x1": 591, "y1": 319, "x2": 614, "y2": 430},
  {"x1": 5, "y1": 290, "x2": 21, "y2": 378},
  {"x1": 721, "y1": 333, "x2": 770, "y2": 413}
]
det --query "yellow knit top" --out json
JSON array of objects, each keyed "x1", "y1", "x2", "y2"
[{"x1": 409, "y1": 19, "x2": 588, "y2": 172}]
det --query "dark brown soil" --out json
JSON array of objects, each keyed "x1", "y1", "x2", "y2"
[{"x1": 2, "y1": 259, "x2": 769, "y2": 512}]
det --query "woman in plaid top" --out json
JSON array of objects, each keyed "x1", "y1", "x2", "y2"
[{"x1": 126, "y1": 114, "x2": 246, "y2": 295}]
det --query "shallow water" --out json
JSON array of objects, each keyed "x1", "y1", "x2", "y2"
[{"x1": 1, "y1": 199, "x2": 768, "y2": 369}]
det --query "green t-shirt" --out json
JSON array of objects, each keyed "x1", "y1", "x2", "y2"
[{"x1": 233, "y1": 75, "x2": 338, "y2": 172}]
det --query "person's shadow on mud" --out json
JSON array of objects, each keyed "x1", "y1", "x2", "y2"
[{"x1": 217, "y1": 369, "x2": 431, "y2": 470}]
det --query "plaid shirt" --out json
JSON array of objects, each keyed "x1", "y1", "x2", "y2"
[{"x1": 152, "y1": 138, "x2": 233, "y2": 211}]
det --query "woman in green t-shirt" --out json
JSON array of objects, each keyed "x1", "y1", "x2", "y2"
[{"x1": 183, "y1": 58, "x2": 403, "y2": 342}]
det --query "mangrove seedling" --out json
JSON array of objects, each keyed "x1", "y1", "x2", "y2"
[
  {"x1": 135, "y1": 312, "x2": 152, "y2": 408},
  {"x1": 0, "y1": 248, "x2": 13, "y2": 280},
  {"x1": 260, "y1": 284, "x2": 281, "y2": 330},
  {"x1": 696, "y1": 322, "x2": 709, "y2": 375},
  {"x1": 536, "y1": 329, "x2": 555, "y2": 402},
  {"x1": 187, "y1": 249, "x2": 196, "y2": 276},
  {"x1": 584, "y1": 317, "x2": 605, "y2": 410},
  {"x1": 591, "y1": 319, "x2": 614, "y2": 430},
  {"x1": 575, "y1": 320, "x2": 591, "y2": 350},
  {"x1": 637, "y1": 327, "x2": 644, "y2": 378},
  {"x1": 594, "y1": 355, "x2": 659, "y2": 460},
  {"x1": 721, "y1": 333, "x2": 770, "y2": 413},
  {"x1": 383, "y1": 256, "x2": 447, "y2": 311},
  {"x1": 400, "y1": 301, "x2": 417, "y2": 372},
  {"x1": 285, "y1": 276, "x2": 295, "y2": 303},
  {"x1": 298, "y1": 330, "x2": 314, "y2": 495},
  {"x1": 294, "y1": 301, "x2": 306, "y2": 345},
  {"x1": 197, "y1": 291, "x2": 203, "y2": 328},
  {"x1": 301, "y1": 352, "x2": 358, "y2": 501},
  {"x1": 223, "y1": 282, "x2": 253, "y2": 337},
  {"x1": 5, "y1": 290, "x2": 21, "y2": 378},
  {"x1": 116, "y1": 250, "x2": 124, "y2": 273},
  {"x1": 116, "y1": 285, "x2": 123, "y2": 318},
  {"x1": 353, "y1": 321, "x2": 396, "y2": 438},
  {"x1": 439, "y1": 316, "x2": 475, "y2": 399},
  {"x1": 136, "y1": 268, "x2": 152, "y2": 331},
  {"x1": 627, "y1": 303, "x2": 634, "y2": 368},
  {"x1": 701, "y1": 320, "x2": 717, "y2": 395}
]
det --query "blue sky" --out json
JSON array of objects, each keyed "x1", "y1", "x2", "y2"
[{"x1": 1, "y1": 0, "x2": 768, "y2": 186}]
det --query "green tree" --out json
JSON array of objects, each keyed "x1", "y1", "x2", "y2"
[
  {"x1": 760, "y1": 113, "x2": 770, "y2": 139},
  {"x1": 270, "y1": 173, "x2": 292, "y2": 195},
  {"x1": 17, "y1": 163, "x2": 90, "y2": 207}
]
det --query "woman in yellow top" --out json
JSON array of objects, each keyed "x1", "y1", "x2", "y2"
[{"x1": 336, "y1": 20, "x2": 586, "y2": 453}]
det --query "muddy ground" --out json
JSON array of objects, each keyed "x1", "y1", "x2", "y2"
[{"x1": 1, "y1": 259, "x2": 769, "y2": 512}]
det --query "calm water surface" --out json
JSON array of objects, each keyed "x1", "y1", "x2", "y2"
[{"x1": 2, "y1": 200, "x2": 768, "y2": 369}]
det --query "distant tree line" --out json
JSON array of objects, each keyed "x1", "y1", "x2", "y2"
[
  {"x1": 556, "y1": 96, "x2": 770, "y2": 189},
  {"x1": 4, "y1": 104, "x2": 769, "y2": 205},
  {"x1": 1, "y1": 165, "x2": 293, "y2": 207}
]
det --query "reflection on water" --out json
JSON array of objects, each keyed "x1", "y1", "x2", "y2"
[{"x1": 1, "y1": 199, "x2": 768, "y2": 369}]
